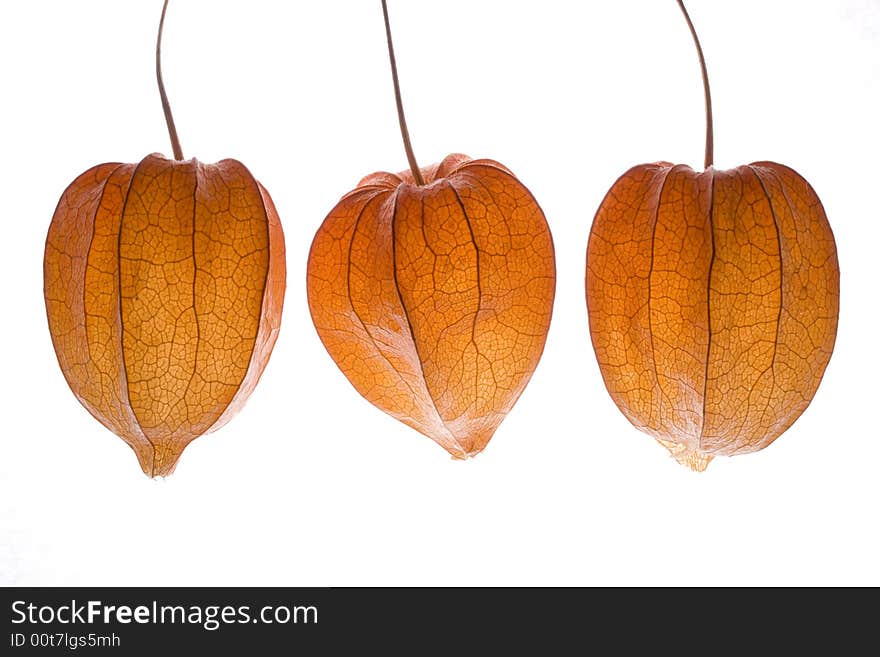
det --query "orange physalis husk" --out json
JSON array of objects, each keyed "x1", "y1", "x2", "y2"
[
  {"x1": 307, "y1": 154, "x2": 555, "y2": 458},
  {"x1": 44, "y1": 154, "x2": 286, "y2": 476},
  {"x1": 586, "y1": 161, "x2": 838, "y2": 470}
]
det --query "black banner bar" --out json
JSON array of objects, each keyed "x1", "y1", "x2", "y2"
[{"x1": 0, "y1": 587, "x2": 870, "y2": 652}]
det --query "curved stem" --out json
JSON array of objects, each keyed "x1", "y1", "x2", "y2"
[
  {"x1": 381, "y1": 0, "x2": 424, "y2": 185},
  {"x1": 676, "y1": 0, "x2": 713, "y2": 169},
  {"x1": 157, "y1": 0, "x2": 183, "y2": 160}
]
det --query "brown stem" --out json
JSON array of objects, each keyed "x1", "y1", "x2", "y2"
[
  {"x1": 381, "y1": 0, "x2": 423, "y2": 185},
  {"x1": 676, "y1": 0, "x2": 713, "y2": 169},
  {"x1": 157, "y1": 0, "x2": 183, "y2": 160}
]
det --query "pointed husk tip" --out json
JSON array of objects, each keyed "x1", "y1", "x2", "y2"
[{"x1": 658, "y1": 439, "x2": 713, "y2": 472}]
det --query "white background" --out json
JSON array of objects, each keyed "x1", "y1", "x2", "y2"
[{"x1": 1, "y1": 0, "x2": 878, "y2": 586}]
